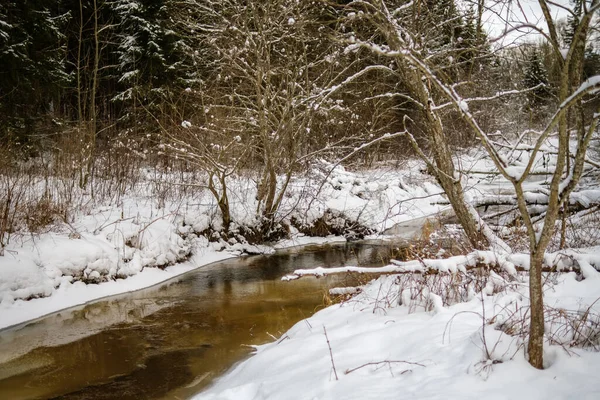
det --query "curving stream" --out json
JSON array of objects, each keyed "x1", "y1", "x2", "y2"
[{"x1": 0, "y1": 241, "x2": 404, "y2": 400}]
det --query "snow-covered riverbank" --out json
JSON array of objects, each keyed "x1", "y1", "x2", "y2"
[
  {"x1": 196, "y1": 254, "x2": 600, "y2": 400},
  {"x1": 1, "y1": 148, "x2": 600, "y2": 399},
  {"x1": 0, "y1": 163, "x2": 445, "y2": 330},
  {"x1": 189, "y1": 144, "x2": 600, "y2": 400}
]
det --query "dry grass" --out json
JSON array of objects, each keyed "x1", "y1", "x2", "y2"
[
  {"x1": 394, "y1": 222, "x2": 472, "y2": 261},
  {"x1": 496, "y1": 299, "x2": 600, "y2": 352}
]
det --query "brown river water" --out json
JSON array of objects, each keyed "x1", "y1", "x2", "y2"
[{"x1": 0, "y1": 241, "x2": 403, "y2": 400}]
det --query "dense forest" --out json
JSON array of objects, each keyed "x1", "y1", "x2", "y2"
[
  {"x1": 2, "y1": 1, "x2": 596, "y2": 160},
  {"x1": 2, "y1": 0, "x2": 598, "y2": 226}
]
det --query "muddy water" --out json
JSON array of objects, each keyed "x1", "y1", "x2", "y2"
[{"x1": 0, "y1": 242, "x2": 401, "y2": 400}]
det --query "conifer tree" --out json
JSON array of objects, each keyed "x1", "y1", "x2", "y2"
[
  {"x1": 563, "y1": 0, "x2": 583, "y2": 47},
  {"x1": 112, "y1": 0, "x2": 196, "y2": 130},
  {"x1": 0, "y1": 0, "x2": 68, "y2": 143},
  {"x1": 523, "y1": 47, "x2": 550, "y2": 104}
]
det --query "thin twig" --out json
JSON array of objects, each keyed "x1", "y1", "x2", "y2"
[
  {"x1": 345, "y1": 360, "x2": 425, "y2": 375},
  {"x1": 323, "y1": 326, "x2": 339, "y2": 381}
]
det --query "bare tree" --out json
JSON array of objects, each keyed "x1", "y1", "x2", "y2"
[
  {"x1": 337, "y1": 0, "x2": 600, "y2": 368},
  {"x1": 330, "y1": 0, "x2": 499, "y2": 249},
  {"x1": 74, "y1": 0, "x2": 116, "y2": 190},
  {"x1": 168, "y1": 0, "x2": 376, "y2": 234}
]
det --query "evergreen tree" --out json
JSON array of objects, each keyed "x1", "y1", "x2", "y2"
[
  {"x1": 112, "y1": 0, "x2": 196, "y2": 129},
  {"x1": 562, "y1": 1, "x2": 598, "y2": 83},
  {"x1": 523, "y1": 47, "x2": 551, "y2": 105},
  {"x1": 583, "y1": 46, "x2": 600, "y2": 78},
  {"x1": 415, "y1": 0, "x2": 489, "y2": 78},
  {"x1": 0, "y1": 0, "x2": 69, "y2": 143},
  {"x1": 457, "y1": 7, "x2": 488, "y2": 61},
  {"x1": 563, "y1": 0, "x2": 583, "y2": 47},
  {"x1": 425, "y1": 0, "x2": 461, "y2": 48}
]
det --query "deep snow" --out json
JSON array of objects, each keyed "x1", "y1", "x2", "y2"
[
  {"x1": 195, "y1": 259, "x2": 600, "y2": 400},
  {"x1": 0, "y1": 161, "x2": 448, "y2": 330},
  {"x1": 1, "y1": 148, "x2": 600, "y2": 400}
]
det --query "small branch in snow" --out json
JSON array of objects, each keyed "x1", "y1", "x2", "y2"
[
  {"x1": 93, "y1": 216, "x2": 136, "y2": 235},
  {"x1": 323, "y1": 326, "x2": 339, "y2": 381},
  {"x1": 276, "y1": 335, "x2": 290, "y2": 345},
  {"x1": 137, "y1": 212, "x2": 177, "y2": 236},
  {"x1": 345, "y1": 360, "x2": 425, "y2": 375},
  {"x1": 329, "y1": 286, "x2": 362, "y2": 296}
]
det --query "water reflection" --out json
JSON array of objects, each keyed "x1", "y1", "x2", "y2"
[{"x1": 0, "y1": 242, "x2": 399, "y2": 400}]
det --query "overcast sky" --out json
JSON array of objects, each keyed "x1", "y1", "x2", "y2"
[{"x1": 462, "y1": 0, "x2": 572, "y2": 46}]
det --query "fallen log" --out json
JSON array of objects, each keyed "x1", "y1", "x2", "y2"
[
  {"x1": 432, "y1": 189, "x2": 600, "y2": 209},
  {"x1": 282, "y1": 250, "x2": 588, "y2": 281}
]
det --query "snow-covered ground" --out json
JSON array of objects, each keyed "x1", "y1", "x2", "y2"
[
  {"x1": 0, "y1": 161, "x2": 448, "y2": 330},
  {"x1": 2, "y1": 143, "x2": 599, "y2": 331},
  {"x1": 1, "y1": 145, "x2": 600, "y2": 399},
  {"x1": 192, "y1": 141, "x2": 600, "y2": 400},
  {"x1": 196, "y1": 250, "x2": 600, "y2": 400}
]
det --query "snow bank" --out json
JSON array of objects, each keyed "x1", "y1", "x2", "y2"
[
  {"x1": 283, "y1": 160, "x2": 446, "y2": 234},
  {"x1": 197, "y1": 251, "x2": 600, "y2": 400},
  {"x1": 4, "y1": 150, "x2": 593, "y2": 332},
  {"x1": 0, "y1": 248, "x2": 235, "y2": 330},
  {"x1": 0, "y1": 163, "x2": 446, "y2": 330},
  {"x1": 0, "y1": 193, "x2": 234, "y2": 329}
]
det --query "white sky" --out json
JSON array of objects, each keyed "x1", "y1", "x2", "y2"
[{"x1": 461, "y1": 0, "x2": 572, "y2": 46}]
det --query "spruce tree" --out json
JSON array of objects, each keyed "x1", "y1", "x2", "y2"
[
  {"x1": 0, "y1": 0, "x2": 68, "y2": 143},
  {"x1": 523, "y1": 47, "x2": 550, "y2": 105},
  {"x1": 112, "y1": 0, "x2": 196, "y2": 130},
  {"x1": 562, "y1": 1, "x2": 598, "y2": 82},
  {"x1": 563, "y1": 0, "x2": 583, "y2": 47},
  {"x1": 583, "y1": 46, "x2": 600, "y2": 78},
  {"x1": 417, "y1": 0, "x2": 489, "y2": 78}
]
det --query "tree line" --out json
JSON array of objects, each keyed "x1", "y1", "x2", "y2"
[{"x1": 5, "y1": 1, "x2": 595, "y2": 158}]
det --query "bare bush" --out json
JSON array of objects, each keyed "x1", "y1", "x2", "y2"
[{"x1": 496, "y1": 300, "x2": 600, "y2": 352}]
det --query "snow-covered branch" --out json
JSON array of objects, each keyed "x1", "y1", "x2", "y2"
[{"x1": 282, "y1": 249, "x2": 594, "y2": 281}]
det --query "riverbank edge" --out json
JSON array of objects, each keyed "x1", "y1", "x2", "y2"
[{"x1": 0, "y1": 235, "x2": 355, "y2": 332}]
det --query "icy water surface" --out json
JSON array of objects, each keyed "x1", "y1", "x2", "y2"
[{"x1": 0, "y1": 242, "x2": 402, "y2": 400}]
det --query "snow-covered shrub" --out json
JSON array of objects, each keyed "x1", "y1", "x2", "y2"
[
  {"x1": 496, "y1": 300, "x2": 600, "y2": 351},
  {"x1": 565, "y1": 208, "x2": 600, "y2": 248}
]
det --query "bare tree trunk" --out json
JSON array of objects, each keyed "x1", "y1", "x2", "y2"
[
  {"x1": 76, "y1": 0, "x2": 85, "y2": 186},
  {"x1": 208, "y1": 172, "x2": 231, "y2": 231},
  {"x1": 527, "y1": 251, "x2": 545, "y2": 368},
  {"x1": 476, "y1": 0, "x2": 484, "y2": 39},
  {"x1": 427, "y1": 126, "x2": 487, "y2": 248},
  {"x1": 77, "y1": 0, "x2": 84, "y2": 127},
  {"x1": 82, "y1": 0, "x2": 100, "y2": 189},
  {"x1": 401, "y1": 60, "x2": 488, "y2": 249}
]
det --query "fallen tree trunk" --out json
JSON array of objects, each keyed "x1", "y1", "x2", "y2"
[
  {"x1": 283, "y1": 262, "x2": 573, "y2": 281},
  {"x1": 282, "y1": 249, "x2": 593, "y2": 281},
  {"x1": 433, "y1": 189, "x2": 600, "y2": 209}
]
